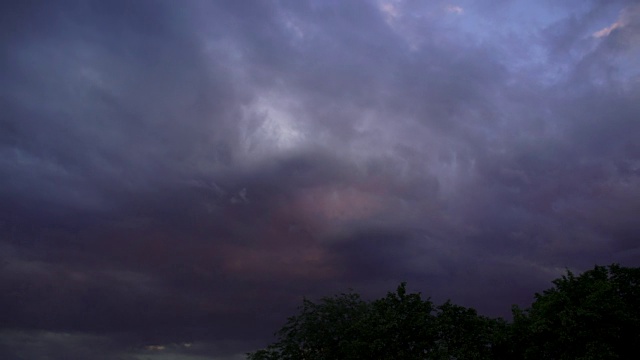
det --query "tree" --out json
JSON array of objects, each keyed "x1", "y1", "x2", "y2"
[
  {"x1": 432, "y1": 301, "x2": 507, "y2": 360},
  {"x1": 248, "y1": 264, "x2": 640, "y2": 359},
  {"x1": 247, "y1": 284, "x2": 438, "y2": 359},
  {"x1": 247, "y1": 290, "x2": 370, "y2": 360},
  {"x1": 365, "y1": 283, "x2": 436, "y2": 359},
  {"x1": 510, "y1": 264, "x2": 640, "y2": 360},
  {"x1": 247, "y1": 283, "x2": 502, "y2": 359}
]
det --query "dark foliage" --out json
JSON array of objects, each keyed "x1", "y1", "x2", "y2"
[
  {"x1": 248, "y1": 264, "x2": 640, "y2": 359},
  {"x1": 510, "y1": 264, "x2": 640, "y2": 360}
]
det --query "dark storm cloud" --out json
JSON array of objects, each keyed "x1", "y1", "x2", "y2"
[
  {"x1": 1, "y1": 0, "x2": 246, "y2": 207},
  {"x1": 1, "y1": 0, "x2": 639, "y2": 358}
]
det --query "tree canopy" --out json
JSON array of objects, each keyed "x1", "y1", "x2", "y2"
[
  {"x1": 248, "y1": 264, "x2": 640, "y2": 359},
  {"x1": 510, "y1": 264, "x2": 640, "y2": 359}
]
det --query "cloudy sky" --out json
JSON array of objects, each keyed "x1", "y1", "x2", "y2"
[{"x1": 1, "y1": 0, "x2": 639, "y2": 358}]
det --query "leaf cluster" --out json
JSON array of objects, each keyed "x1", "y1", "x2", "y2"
[
  {"x1": 248, "y1": 264, "x2": 640, "y2": 359},
  {"x1": 509, "y1": 264, "x2": 640, "y2": 359},
  {"x1": 248, "y1": 283, "x2": 502, "y2": 359}
]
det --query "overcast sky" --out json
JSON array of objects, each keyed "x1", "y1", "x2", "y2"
[{"x1": 1, "y1": 0, "x2": 639, "y2": 358}]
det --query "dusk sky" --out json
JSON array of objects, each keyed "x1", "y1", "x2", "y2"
[{"x1": 1, "y1": 0, "x2": 639, "y2": 359}]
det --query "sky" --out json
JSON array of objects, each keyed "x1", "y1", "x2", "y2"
[{"x1": 1, "y1": 0, "x2": 639, "y2": 358}]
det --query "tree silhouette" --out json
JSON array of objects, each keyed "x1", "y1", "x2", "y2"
[
  {"x1": 511, "y1": 264, "x2": 640, "y2": 359},
  {"x1": 248, "y1": 264, "x2": 640, "y2": 359},
  {"x1": 248, "y1": 283, "x2": 502, "y2": 359}
]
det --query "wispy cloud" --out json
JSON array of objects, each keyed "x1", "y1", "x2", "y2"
[
  {"x1": 594, "y1": 19, "x2": 625, "y2": 38},
  {"x1": 444, "y1": 5, "x2": 464, "y2": 15},
  {"x1": 593, "y1": 5, "x2": 637, "y2": 38}
]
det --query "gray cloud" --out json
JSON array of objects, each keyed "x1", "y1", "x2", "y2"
[{"x1": 1, "y1": 0, "x2": 639, "y2": 357}]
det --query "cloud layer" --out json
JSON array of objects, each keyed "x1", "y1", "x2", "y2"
[{"x1": 1, "y1": 0, "x2": 639, "y2": 358}]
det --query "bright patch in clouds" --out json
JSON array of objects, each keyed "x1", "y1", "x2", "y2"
[
  {"x1": 444, "y1": 5, "x2": 464, "y2": 15},
  {"x1": 380, "y1": 2, "x2": 400, "y2": 20},
  {"x1": 241, "y1": 93, "x2": 305, "y2": 154},
  {"x1": 593, "y1": 5, "x2": 638, "y2": 38},
  {"x1": 593, "y1": 19, "x2": 625, "y2": 38}
]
